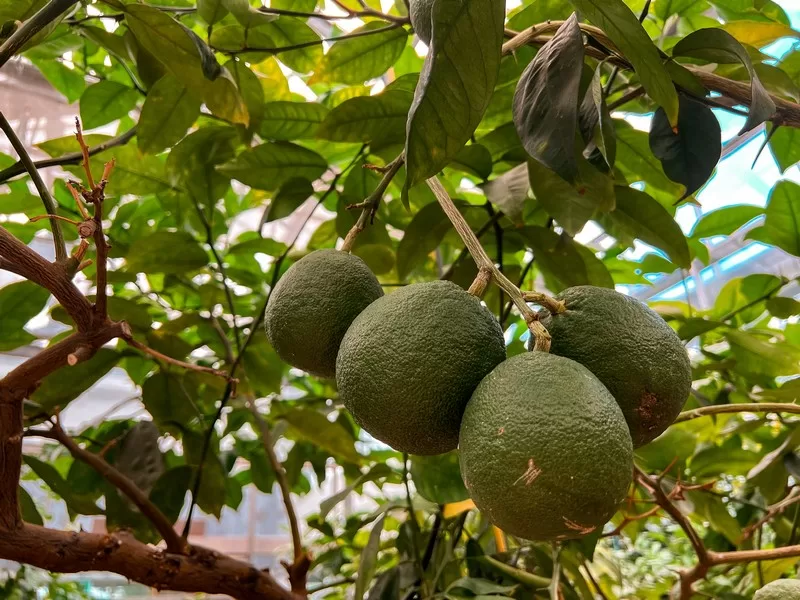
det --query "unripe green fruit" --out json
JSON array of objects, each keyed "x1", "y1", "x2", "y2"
[
  {"x1": 265, "y1": 249, "x2": 383, "y2": 378},
  {"x1": 336, "y1": 280, "x2": 505, "y2": 455},
  {"x1": 409, "y1": 0, "x2": 434, "y2": 45},
  {"x1": 459, "y1": 351, "x2": 633, "y2": 541},
  {"x1": 754, "y1": 579, "x2": 800, "y2": 600},
  {"x1": 541, "y1": 286, "x2": 692, "y2": 448}
]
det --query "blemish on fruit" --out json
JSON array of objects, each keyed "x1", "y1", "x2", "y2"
[
  {"x1": 636, "y1": 392, "x2": 659, "y2": 431},
  {"x1": 563, "y1": 517, "x2": 596, "y2": 535},
  {"x1": 497, "y1": 426, "x2": 505, "y2": 436},
  {"x1": 513, "y1": 458, "x2": 541, "y2": 486}
]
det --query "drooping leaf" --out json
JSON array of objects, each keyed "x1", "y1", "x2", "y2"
[
  {"x1": 726, "y1": 329, "x2": 800, "y2": 377},
  {"x1": 218, "y1": 142, "x2": 328, "y2": 191},
  {"x1": 396, "y1": 200, "x2": 457, "y2": 280},
  {"x1": 691, "y1": 205, "x2": 764, "y2": 239},
  {"x1": 513, "y1": 14, "x2": 584, "y2": 183},
  {"x1": 79, "y1": 81, "x2": 140, "y2": 130},
  {"x1": 722, "y1": 20, "x2": 799, "y2": 48},
  {"x1": 18, "y1": 486, "x2": 43, "y2": 526},
  {"x1": 263, "y1": 177, "x2": 314, "y2": 223},
  {"x1": 649, "y1": 94, "x2": 721, "y2": 198},
  {"x1": 355, "y1": 515, "x2": 386, "y2": 600},
  {"x1": 319, "y1": 464, "x2": 394, "y2": 519},
  {"x1": 197, "y1": 0, "x2": 228, "y2": 25},
  {"x1": 410, "y1": 451, "x2": 470, "y2": 505},
  {"x1": 311, "y1": 22, "x2": 408, "y2": 85},
  {"x1": 580, "y1": 60, "x2": 616, "y2": 168},
  {"x1": 24, "y1": 455, "x2": 102, "y2": 517},
  {"x1": 404, "y1": 0, "x2": 505, "y2": 191},
  {"x1": 568, "y1": 0, "x2": 679, "y2": 126},
  {"x1": 481, "y1": 163, "x2": 530, "y2": 223},
  {"x1": 137, "y1": 76, "x2": 201, "y2": 154},
  {"x1": 672, "y1": 28, "x2": 776, "y2": 133}
]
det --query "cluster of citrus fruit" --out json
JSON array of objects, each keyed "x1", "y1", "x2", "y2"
[{"x1": 265, "y1": 249, "x2": 691, "y2": 541}]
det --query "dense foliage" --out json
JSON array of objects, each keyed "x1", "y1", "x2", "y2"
[{"x1": 0, "y1": 0, "x2": 799, "y2": 599}]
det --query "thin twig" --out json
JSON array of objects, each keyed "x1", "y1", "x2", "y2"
[
  {"x1": 0, "y1": 112, "x2": 67, "y2": 262},
  {"x1": 675, "y1": 403, "x2": 800, "y2": 423},
  {"x1": 0, "y1": 0, "x2": 80, "y2": 69},
  {"x1": 30, "y1": 420, "x2": 185, "y2": 554},
  {"x1": 341, "y1": 155, "x2": 404, "y2": 252},
  {"x1": 426, "y1": 176, "x2": 553, "y2": 351},
  {"x1": 0, "y1": 127, "x2": 137, "y2": 184},
  {"x1": 125, "y1": 338, "x2": 231, "y2": 380}
]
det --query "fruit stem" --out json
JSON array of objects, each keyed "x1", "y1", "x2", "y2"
[
  {"x1": 341, "y1": 154, "x2": 404, "y2": 252},
  {"x1": 467, "y1": 267, "x2": 492, "y2": 297},
  {"x1": 426, "y1": 176, "x2": 552, "y2": 352},
  {"x1": 522, "y1": 291, "x2": 566, "y2": 315}
]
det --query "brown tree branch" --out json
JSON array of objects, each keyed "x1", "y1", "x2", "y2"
[
  {"x1": 28, "y1": 421, "x2": 186, "y2": 554},
  {"x1": 0, "y1": 524, "x2": 296, "y2": 600},
  {"x1": 125, "y1": 337, "x2": 231, "y2": 380},
  {"x1": 0, "y1": 0, "x2": 80, "y2": 69},
  {"x1": 0, "y1": 399, "x2": 23, "y2": 530},
  {"x1": 0, "y1": 127, "x2": 137, "y2": 185},
  {"x1": 0, "y1": 111, "x2": 67, "y2": 262},
  {"x1": 0, "y1": 226, "x2": 93, "y2": 330},
  {"x1": 675, "y1": 403, "x2": 800, "y2": 423}
]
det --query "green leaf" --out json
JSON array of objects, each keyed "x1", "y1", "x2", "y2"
[
  {"x1": 198, "y1": 0, "x2": 228, "y2": 25},
  {"x1": 260, "y1": 18, "x2": 322, "y2": 73},
  {"x1": 615, "y1": 120, "x2": 683, "y2": 199},
  {"x1": 150, "y1": 465, "x2": 193, "y2": 524},
  {"x1": 513, "y1": 14, "x2": 584, "y2": 183},
  {"x1": 29, "y1": 57, "x2": 85, "y2": 103},
  {"x1": 446, "y1": 578, "x2": 517, "y2": 596},
  {"x1": 649, "y1": 94, "x2": 721, "y2": 199},
  {"x1": 655, "y1": 0, "x2": 696, "y2": 19},
  {"x1": 319, "y1": 464, "x2": 393, "y2": 519},
  {"x1": 0, "y1": 281, "x2": 50, "y2": 350},
  {"x1": 677, "y1": 318, "x2": 724, "y2": 340},
  {"x1": 450, "y1": 144, "x2": 493, "y2": 179},
  {"x1": 761, "y1": 180, "x2": 800, "y2": 256},
  {"x1": 691, "y1": 205, "x2": 764, "y2": 239},
  {"x1": 264, "y1": 177, "x2": 314, "y2": 222},
  {"x1": 317, "y1": 91, "x2": 412, "y2": 144},
  {"x1": 123, "y1": 4, "x2": 248, "y2": 124},
  {"x1": 311, "y1": 22, "x2": 407, "y2": 84},
  {"x1": 527, "y1": 157, "x2": 615, "y2": 235},
  {"x1": 127, "y1": 231, "x2": 208, "y2": 274},
  {"x1": 481, "y1": 164, "x2": 529, "y2": 223},
  {"x1": 410, "y1": 451, "x2": 470, "y2": 504},
  {"x1": 137, "y1": 76, "x2": 201, "y2": 154},
  {"x1": 672, "y1": 28, "x2": 776, "y2": 133},
  {"x1": 600, "y1": 186, "x2": 691, "y2": 268},
  {"x1": 355, "y1": 515, "x2": 386, "y2": 600},
  {"x1": 568, "y1": 0, "x2": 678, "y2": 126},
  {"x1": 79, "y1": 81, "x2": 139, "y2": 130},
  {"x1": 396, "y1": 201, "x2": 457, "y2": 280},
  {"x1": 260, "y1": 101, "x2": 329, "y2": 140},
  {"x1": 404, "y1": 0, "x2": 505, "y2": 190},
  {"x1": 769, "y1": 126, "x2": 800, "y2": 173},
  {"x1": 222, "y1": 0, "x2": 277, "y2": 27},
  {"x1": 113, "y1": 421, "x2": 164, "y2": 497},
  {"x1": 31, "y1": 349, "x2": 121, "y2": 412},
  {"x1": 280, "y1": 408, "x2": 361, "y2": 464},
  {"x1": 581, "y1": 61, "x2": 616, "y2": 168},
  {"x1": 24, "y1": 455, "x2": 102, "y2": 517},
  {"x1": 18, "y1": 486, "x2": 43, "y2": 526},
  {"x1": 218, "y1": 142, "x2": 328, "y2": 191},
  {"x1": 142, "y1": 372, "x2": 200, "y2": 428},
  {"x1": 767, "y1": 297, "x2": 800, "y2": 319},
  {"x1": 727, "y1": 329, "x2": 800, "y2": 377}
]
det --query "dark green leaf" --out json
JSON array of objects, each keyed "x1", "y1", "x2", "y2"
[
  {"x1": 672, "y1": 28, "x2": 776, "y2": 133},
  {"x1": 396, "y1": 201, "x2": 457, "y2": 279},
  {"x1": 18, "y1": 486, "x2": 43, "y2": 526},
  {"x1": 311, "y1": 22, "x2": 407, "y2": 85},
  {"x1": 317, "y1": 91, "x2": 412, "y2": 144},
  {"x1": 79, "y1": 81, "x2": 139, "y2": 130},
  {"x1": 113, "y1": 421, "x2": 164, "y2": 497},
  {"x1": 29, "y1": 57, "x2": 85, "y2": 103},
  {"x1": 31, "y1": 349, "x2": 121, "y2": 412},
  {"x1": 197, "y1": 0, "x2": 228, "y2": 25},
  {"x1": 127, "y1": 231, "x2": 208, "y2": 274},
  {"x1": 410, "y1": 451, "x2": 469, "y2": 504},
  {"x1": 649, "y1": 94, "x2": 721, "y2": 198},
  {"x1": 24, "y1": 455, "x2": 102, "y2": 516},
  {"x1": 404, "y1": 0, "x2": 505, "y2": 190},
  {"x1": 280, "y1": 408, "x2": 361, "y2": 464},
  {"x1": 582, "y1": 61, "x2": 616, "y2": 167},
  {"x1": 142, "y1": 372, "x2": 200, "y2": 427},
  {"x1": 137, "y1": 76, "x2": 201, "y2": 154},
  {"x1": 446, "y1": 578, "x2": 517, "y2": 596},
  {"x1": 264, "y1": 177, "x2": 314, "y2": 222},
  {"x1": 513, "y1": 14, "x2": 584, "y2": 183},
  {"x1": 0, "y1": 282, "x2": 49, "y2": 351},
  {"x1": 527, "y1": 157, "x2": 615, "y2": 235},
  {"x1": 569, "y1": 0, "x2": 679, "y2": 126},
  {"x1": 150, "y1": 465, "x2": 193, "y2": 524},
  {"x1": 767, "y1": 297, "x2": 800, "y2": 319},
  {"x1": 218, "y1": 142, "x2": 328, "y2": 191},
  {"x1": 450, "y1": 144, "x2": 493, "y2": 180},
  {"x1": 260, "y1": 101, "x2": 329, "y2": 140},
  {"x1": 600, "y1": 185, "x2": 691, "y2": 267}
]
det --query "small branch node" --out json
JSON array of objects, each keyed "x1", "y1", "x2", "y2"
[{"x1": 467, "y1": 267, "x2": 493, "y2": 298}]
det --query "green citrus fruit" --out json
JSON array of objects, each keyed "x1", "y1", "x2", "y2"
[
  {"x1": 459, "y1": 351, "x2": 633, "y2": 541},
  {"x1": 754, "y1": 579, "x2": 800, "y2": 600},
  {"x1": 336, "y1": 280, "x2": 505, "y2": 455},
  {"x1": 409, "y1": 0, "x2": 434, "y2": 45},
  {"x1": 540, "y1": 286, "x2": 691, "y2": 447},
  {"x1": 265, "y1": 249, "x2": 383, "y2": 378}
]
